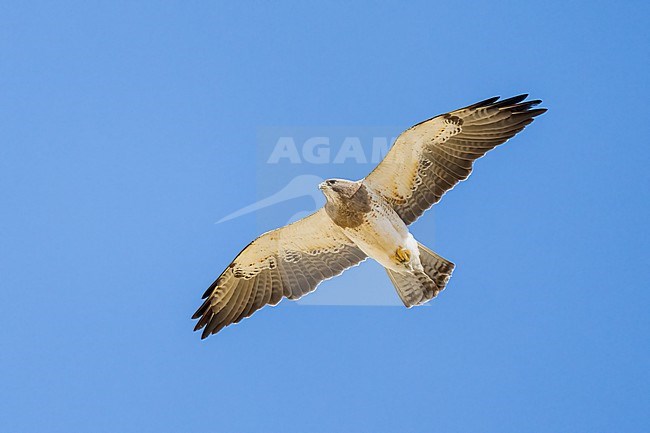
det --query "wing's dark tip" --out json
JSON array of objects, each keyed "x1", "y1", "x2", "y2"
[
  {"x1": 509, "y1": 99, "x2": 542, "y2": 112},
  {"x1": 192, "y1": 297, "x2": 210, "y2": 319},
  {"x1": 493, "y1": 94, "x2": 529, "y2": 108},
  {"x1": 481, "y1": 95, "x2": 547, "y2": 118},
  {"x1": 466, "y1": 96, "x2": 500, "y2": 109},
  {"x1": 462, "y1": 94, "x2": 545, "y2": 112},
  {"x1": 201, "y1": 319, "x2": 218, "y2": 338},
  {"x1": 201, "y1": 279, "x2": 219, "y2": 299},
  {"x1": 527, "y1": 108, "x2": 548, "y2": 117}
]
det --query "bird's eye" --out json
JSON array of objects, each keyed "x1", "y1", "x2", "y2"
[{"x1": 327, "y1": 180, "x2": 336, "y2": 185}]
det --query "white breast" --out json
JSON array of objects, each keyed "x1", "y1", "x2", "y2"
[{"x1": 342, "y1": 188, "x2": 420, "y2": 271}]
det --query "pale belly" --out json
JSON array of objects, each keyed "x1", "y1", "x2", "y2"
[{"x1": 343, "y1": 205, "x2": 420, "y2": 272}]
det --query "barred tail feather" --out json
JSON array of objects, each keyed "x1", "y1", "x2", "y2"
[{"x1": 385, "y1": 243, "x2": 454, "y2": 307}]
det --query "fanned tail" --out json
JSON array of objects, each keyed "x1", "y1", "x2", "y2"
[{"x1": 385, "y1": 243, "x2": 454, "y2": 307}]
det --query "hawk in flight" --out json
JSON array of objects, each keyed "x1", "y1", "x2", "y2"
[{"x1": 193, "y1": 95, "x2": 546, "y2": 338}]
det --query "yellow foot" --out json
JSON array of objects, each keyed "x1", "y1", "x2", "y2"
[{"x1": 394, "y1": 246, "x2": 411, "y2": 264}]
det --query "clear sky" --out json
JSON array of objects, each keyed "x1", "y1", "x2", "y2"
[{"x1": 1, "y1": 2, "x2": 649, "y2": 432}]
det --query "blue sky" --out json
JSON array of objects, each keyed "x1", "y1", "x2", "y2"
[{"x1": 1, "y1": 1, "x2": 649, "y2": 432}]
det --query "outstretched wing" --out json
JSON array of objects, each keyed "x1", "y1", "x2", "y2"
[
  {"x1": 192, "y1": 209, "x2": 366, "y2": 338},
  {"x1": 363, "y1": 95, "x2": 546, "y2": 225}
]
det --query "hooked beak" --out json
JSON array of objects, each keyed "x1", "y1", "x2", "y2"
[{"x1": 318, "y1": 182, "x2": 326, "y2": 191}]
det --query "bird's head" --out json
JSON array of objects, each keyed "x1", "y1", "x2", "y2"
[{"x1": 318, "y1": 178, "x2": 361, "y2": 204}]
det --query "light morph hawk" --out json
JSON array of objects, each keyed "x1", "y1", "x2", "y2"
[{"x1": 193, "y1": 94, "x2": 546, "y2": 338}]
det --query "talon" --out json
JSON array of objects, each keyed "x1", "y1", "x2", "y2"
[{"x1": 395, "y1": 246, "x2": 411, "y2": 264}]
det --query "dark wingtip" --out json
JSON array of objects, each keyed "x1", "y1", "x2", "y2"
[
  {"x1": 201, "y1": 279, "x2": 219, "y2": 299},
  {"x1": 487, "y1": 95, "x2": 547, "y2": 117},
  {"x1": 528, "y1": 108, "x2": 548, "y2": 117},
  {"x1": 192, "y1": 297, "x2": 211, "y2": 320},
  {"x1": 493, "y1": 94, "x2": 529, "y2": 108},
  {"x1": 509, "y1": 99, "x2": 542, "y2": 112},
  {"x1": 468, "y1": 96, "x2": 500, "y2": 109}
]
